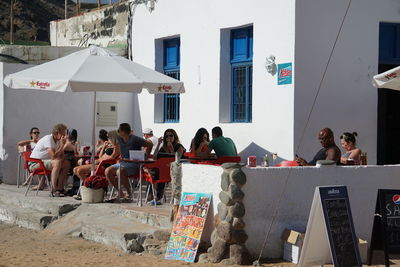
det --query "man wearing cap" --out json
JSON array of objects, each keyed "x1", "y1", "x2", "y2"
[{"x1": 143, "y1": 128, "x2": 158, "y2": 156}]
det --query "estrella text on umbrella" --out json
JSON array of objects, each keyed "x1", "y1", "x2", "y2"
[
  {"x1": 157, "y1": 85, "x2": 172, "y2": 92},
  {"x1": 30, "y1": 80, "x2": 50, "y2": 89}
]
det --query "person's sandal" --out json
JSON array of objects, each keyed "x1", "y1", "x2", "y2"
[{"x1": 54, "y1": 190, "x2": 65, "y2": 197}]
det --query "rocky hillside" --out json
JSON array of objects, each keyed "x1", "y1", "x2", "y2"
[{"x1": 0, "y1": 0, "x2": 76, "y2": 42}]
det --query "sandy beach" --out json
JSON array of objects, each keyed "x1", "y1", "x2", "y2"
[{"x1": 0, "y1": 223, "x2": 296, "y2": 267}]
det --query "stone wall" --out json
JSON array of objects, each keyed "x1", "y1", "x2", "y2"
[
  {"x1": 200, "y1": 163, "x2": 250, "y2": 265},
  {"x1": 0, "y1": 45, "x2": 126, "y2": 65},
  {"x1": 50, "y1": 1, "x2": 130, "y2": 48}
]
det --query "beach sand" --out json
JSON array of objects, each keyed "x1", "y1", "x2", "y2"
[
  {"x1": 0, "y1": 223, "x2": 296, "y2": 267},
  {"x1": 1, "y1": 223, "x2": 395, "y2": 267}
]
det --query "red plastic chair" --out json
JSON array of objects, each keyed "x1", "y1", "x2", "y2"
[
  {"x1": 19, "y1": 151, "x2": 31, "y2": 187},
  {"x1": 143, "y1": 157, "x2": 175, "y2": 207},
  {"x1": 24, "y1": 157, "x2": 52, "y2": 196},
  {"x1": 274, "y1": 160, "x2": 298, "y2": 167}
]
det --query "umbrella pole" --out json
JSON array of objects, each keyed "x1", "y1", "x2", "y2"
[{"x1": 91, "y1": 91, "x2": 97, "y2": 175}]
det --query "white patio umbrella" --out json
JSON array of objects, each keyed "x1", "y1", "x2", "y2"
[
  {"x1": 3, "y1": 46, "x2": 185, "y2": 172},
  {"x1": 372, "y1": 65, "x2": 400, "y2": 90}
]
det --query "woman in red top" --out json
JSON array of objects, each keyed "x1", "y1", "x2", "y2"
[{"x1": 189, "y1": 128, "x2": 210, "y2": 158}]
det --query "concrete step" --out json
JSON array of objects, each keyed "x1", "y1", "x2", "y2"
[
  {"x1": 0, "y1": 203, "x2": 57, "y2": 230},
  {"x1": 0, "y1": 184, "x2": 80, "y2": 216},
  {"x1": 45, "y1": 204, "x2": 166, "y2": 252},
  {"x1": 111, "y1": 203, "x2": 173, "y2": 229}
]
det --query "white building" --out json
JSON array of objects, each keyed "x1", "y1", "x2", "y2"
[{"x1": 129, "y1": 0, "x2": 400, "y2": 165}]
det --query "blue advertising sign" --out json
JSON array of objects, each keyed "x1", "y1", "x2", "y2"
[{"x1": 278, "y1": 63, "x2": 293, "y2": 85}]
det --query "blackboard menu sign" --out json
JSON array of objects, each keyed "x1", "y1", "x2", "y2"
[
  {"x1": 369, "y1": 189, "x2": 400, "y2": 267},
  {"x1": 319, "y1": 186, "x2": 362, "y2": 267}
]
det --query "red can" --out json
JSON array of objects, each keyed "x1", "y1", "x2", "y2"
[{"x1": 247, "y1": 156, "x2": 257, "y2": 167}]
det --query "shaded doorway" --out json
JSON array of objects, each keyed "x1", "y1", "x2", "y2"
[{"x1": 377, "y1": 23, "x2": 400, "y2": 164}]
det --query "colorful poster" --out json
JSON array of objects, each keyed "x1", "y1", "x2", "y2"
[
  {"x1": 165, "y1": 192, "x2": 212, "y2": 262},
  {"x1": 278, "y1": 62, "x2": 293, "y2": 85}
]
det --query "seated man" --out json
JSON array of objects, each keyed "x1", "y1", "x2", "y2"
[
  {"x1": 296, "y1": 128, "x2": 341, "y2": 166},
  {"x1": 29, "y1": 123, "x2": 70, "y2": 196},
  {"x1": 198, "y1": 126, "x2": 237, "y2": 159},
  {"x1": 105, "y1": 123, "x2": 153, "y2": 199},
  {"x1": 143, "y1": 128, "x2": 158, "y2": 156}
]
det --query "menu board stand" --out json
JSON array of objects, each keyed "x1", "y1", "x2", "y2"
[
  {"x1": 369, "y1": 189, "x2": 400, "y2": 267},
  {"x1": 299, "y1": 186, "x2": 362, "y2": 267}
]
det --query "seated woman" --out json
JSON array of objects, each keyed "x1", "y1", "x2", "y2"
[
  {"x1": 17, "y1": 127, "x2": 40, "y2": 152},
  {"x1": 189, "y1": 128, "x2": 210, "y2": 158},
  {"x1": 64, "y1": 129, "x2": 80, "y2": 195},
  {"x1": 147, "y1": 129, "x2": 186, "y2": 204},
  {"x1": 96, "y1": 129, "x2": 108, "y2": 156},
  {"x1": 340, "y1": 132, "x2": 362, "y2": 165},
  {"x1": 73, "y1": 130, "x2": 120, "y2": 182}
]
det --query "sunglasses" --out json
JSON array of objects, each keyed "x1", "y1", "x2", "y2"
[
  {"x1": 32, "y1": 132, "x2": 40, "y2": 134},
  {"x1": 165, "y1": 134, "x2": 174, "y2": 138}
]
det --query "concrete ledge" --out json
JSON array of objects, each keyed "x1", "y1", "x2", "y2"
[
  {"x1": 115, "y1": 206, "x2": 172, "y2": 229},
  {"x1": 0, "y1": 204, "x2": 57, "y2": 230},
  {"x1": 0, "y1": 184, "x2": 80, "y2": 216},
  {"x1": 45, "y1": 204, "x2": 163, "y2": 252}
]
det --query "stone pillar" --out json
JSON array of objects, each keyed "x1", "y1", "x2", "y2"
[
  {"x1": 200, "y1": 163, "x2": 250, "y2": 265},
  {"x1": 169, "y1": 161, "x2": 182, "y2": 222}
]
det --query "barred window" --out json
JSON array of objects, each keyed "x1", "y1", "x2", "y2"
[{"x1": 231, "y1": 27, "x2": 253, "y2": 122}]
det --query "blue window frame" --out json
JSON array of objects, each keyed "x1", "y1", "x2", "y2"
[
  {"x1": 231, "y1": 26, "x2": 253, "y2": 122},
  {"x1": 163, "y1": 38, "x2": 180, "y2": 123}
]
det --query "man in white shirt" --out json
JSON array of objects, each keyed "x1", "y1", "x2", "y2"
[
  {"x1": 143, "y1": 128, "x2": 158, "y2": 156},
  {"x1": 30, "y1": 123, "x2": 69, "y2": 196}
]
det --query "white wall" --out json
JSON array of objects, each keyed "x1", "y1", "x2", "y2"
[
  {"x1": 181, "y1": 163, "x2": 400, "y2": 258},
  {"x1": 131, "y1": 0, "x2": 296, "y2": 162},
  {"x1": 294, "y1": 0, "x2": 400, "y2": 164},
  {"x1": 0, "y1": 63, "x2": 141, "y2": 184}
]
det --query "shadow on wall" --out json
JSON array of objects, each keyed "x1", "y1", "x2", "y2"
[{"x1": 238, "y1": 142, "x2": 286, "y2": 166}]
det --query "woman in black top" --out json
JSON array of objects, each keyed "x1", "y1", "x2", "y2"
[
  {"x1": 154, "y1": 129, "x2": 185, "y2": 159},
  {"x1": 148, "y1": 129, "x2": 185, "y2": 204}
]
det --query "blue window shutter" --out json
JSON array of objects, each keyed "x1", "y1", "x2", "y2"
[
  {"x1": 231, "y1": 27, "x2": 253, "y2": 63},
  {"x1": 163, "y1": 38, "x2": 180, "y2": 123},
  {"x1": 248, "y1": 28, "x2": 253, "y2": 60},
  {"x1": 164, "y1": 39, "x2": 180, "y2": 70},
  {"x1": 231, "y1": 29, "x2": 248, "y2": 62}
]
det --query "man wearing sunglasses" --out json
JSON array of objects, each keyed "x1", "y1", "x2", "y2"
[
  {"x1": 105, "y1": 123, "x2": 153, "y2": 200},
  {"x1": 296, "y1": 128, "x2": 341, "y2": 166},
  {"x1": 30, "y1": 123, "x2": 70, "y2": 196}
]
